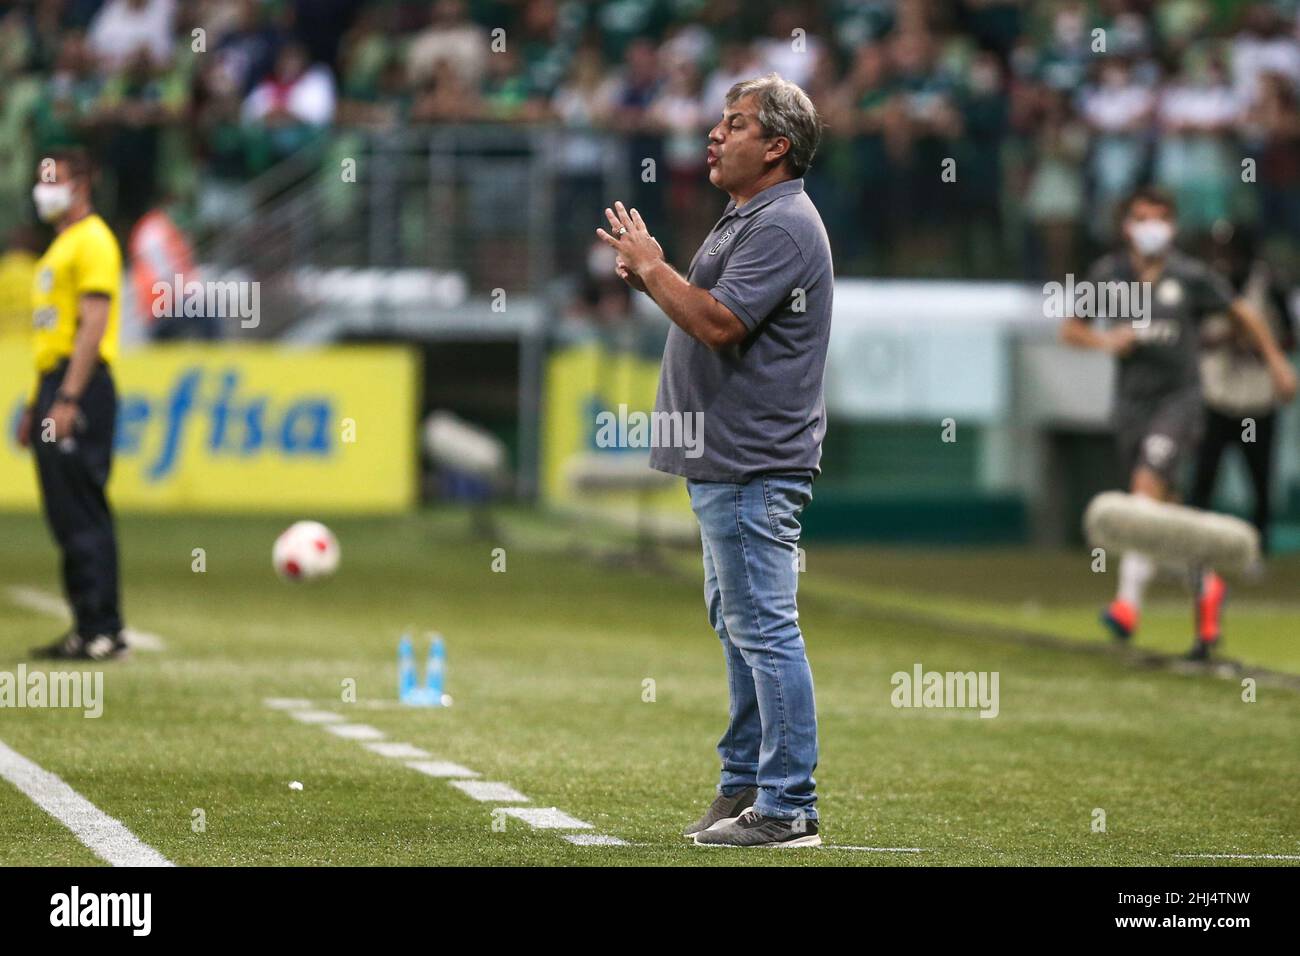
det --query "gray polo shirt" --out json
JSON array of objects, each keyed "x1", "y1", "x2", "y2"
[{"x1": 648, "y1": 177, "x2": 834, "y2": 483}]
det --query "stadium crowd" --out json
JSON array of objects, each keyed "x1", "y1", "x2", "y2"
[{"x1": 0, "y1": 0, "x2": 1299, "y2": 300}]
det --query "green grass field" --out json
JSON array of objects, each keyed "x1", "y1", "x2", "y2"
[{"x1": 1, "y1": 508, "x2": 1297, "y2": 866}]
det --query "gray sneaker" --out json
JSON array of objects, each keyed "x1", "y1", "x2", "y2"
[
  {"x1": 31, "y1": 631, "x2": 129, "y2": 661},
  {"x1": 693, "y1": 806, "x2": 821, "y2": 848},
  {"x1": 682, "y1": 786, "x2": 758, "y2": 840}
]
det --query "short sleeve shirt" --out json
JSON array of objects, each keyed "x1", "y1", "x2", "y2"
[{"x1": 649, "y1": 178, "x2": 834, "y2": 482}]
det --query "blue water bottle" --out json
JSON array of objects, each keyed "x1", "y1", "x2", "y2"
[
  {"x1": 398, "y1": 632, "x2": 417, "y2": 702},
  {"x1": 425, "y1": 633, "x2": 446, "y2": 704}
]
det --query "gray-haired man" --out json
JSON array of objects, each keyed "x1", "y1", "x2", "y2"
[{"x1": 597, "y1": 73, "x2": 832, "y2": 847}]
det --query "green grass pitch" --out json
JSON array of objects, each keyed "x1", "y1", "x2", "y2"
[{"x1": 0, "y1": 509, "x2": 1297, "y2": 866}]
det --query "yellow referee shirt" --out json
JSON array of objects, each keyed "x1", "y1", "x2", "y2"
[{"x1": 30, "y1": 214, "x2": 122, "y2": 401}]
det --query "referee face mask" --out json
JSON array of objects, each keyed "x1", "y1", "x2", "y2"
[{"x1": 32, "y1": 182, "x2": 72, "y2": 223}]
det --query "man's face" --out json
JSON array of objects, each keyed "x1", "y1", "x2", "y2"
[
  {"x1": 1124, "y1": 199, "x2": 1176, "y2": 257},
  {"x1": 32, "y1": 160, "x2": 85, "y2": 223},
  {"x1": 706, "y1": 95, "x2": 784, "y2": 194}
]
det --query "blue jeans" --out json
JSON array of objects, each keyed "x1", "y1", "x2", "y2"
[{"x1": 687, "y1": 473, "x2": 818, "y2": 820}]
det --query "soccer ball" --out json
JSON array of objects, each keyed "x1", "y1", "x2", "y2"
[{"x1": 272, "y1": 521, "x2": 340, "y2": 581}]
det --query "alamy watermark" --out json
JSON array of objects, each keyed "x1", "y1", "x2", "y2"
[
  {"x1": 50, "y1": 886, "x2": 150, "y2": 935},
  {"x1": 891, "y1": 663, "x2": 999, "y2": 718},
  {"x1": 0, "y1": 666, "x2": 103, "y2": 718},
  {"x1": 151, "y1": 274, "x2": 260, "y2": 328},
  {"x1": 594, "y1": 404, "x2": 704, "y2": 458},
  {"x1": 1044, "y1": 274, "x2": 1150, "y2": 329}
]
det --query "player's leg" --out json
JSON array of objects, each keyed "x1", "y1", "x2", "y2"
[
  {"x1": 1241, "y1": 411, "x2": 1277, "y2": 555},
  {"x1": 689, "y1": 475, "x2": 820, "y2": 846},
  {"x1": 29, "y1": 365, "x2": 125, "y2": 660},
  {"x1": 1102, "y1": 465, "x2": 1165, "y2": 640},
  {"x1": 77, "y1": 364, "x2": 124, "y2": 644},
  {"x1": 1184, "y1": 411, "x2": 1262, "y2": 659},
  {"x1": 1148, "y1": 391, "x2": 1228, "y2": 659},
  {"x1": 1188, "y1": 408, "x2": 1231, "y2": 511},
  {"x1": 678, "y1": 518, "x2": 759, "y2": 839},
  {"x1": 1103, "y1": 414, "x2": 1163, "y2": 640},
  {"x1": 704, "y1": 533, "x2": 762, "y2": 792}
]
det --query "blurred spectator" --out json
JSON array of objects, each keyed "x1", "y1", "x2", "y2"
[
  {"x1": 32, "y1": 32, "x2": 103, "y2": 154},
  {"x1": 1080, "y1": 57, "x2": 1154, "y2": 242},
  {"x1": 1244, "y1": 71, "x2": 1300, "y2": 241},
  {"x1": 241, "y1": 41, "x2": 336, "y2": 166},
  {"x1": 337, "y1": 6, "x2": 397, "y2": 105},
  {"x1": 1153, "y1": 50, "x2": 1240, "y2": 234},
  {"x1": 648, "y1": 53, "x2": 710, "y2": 256},
  {"x1": 130, "y1": 199, "x2": 218, "y2": 340},
  {"x1": 407, "y1": 0, "x2": 489, "y2": 91},
  {"x1": 608, "y1": 38, "x2": 666, "y2": 255},
  {"x1": 1098, "y1": 0, "x2": 1153, "y2": 59},
  {"x1": 88, "y1": 0, "x2": 176, "y2": 72},
  {"x1": 290, "y1": 0, "x2": 365, "y2": 71},
  {"x1": 338, "y1": 51, "x2": 411, "y2": 129},
  {"x1": 409, "y1": 58, "x2": 479, "y2": 123},
  {"x1": 886, "y1": 27, "x2": 963, "y2": 271},
  {"x1": 480, "y1": 45, "x2": 545, "y2": 122},
  {"x1": 1154, "y1": 0, "x2": 1214, "y2": 56},
  {"x1": 1021, "y1": 87, "x2": 1087, "y2": 279},
  {"x1": 839, "y1": 41, "x2": 896, "y2": 272},
  {"x1": 0, "y1": 8, "x2": 34, "y2": 75},
  {"x1": 192, "y1": 52, "x2": 252, "y2": 224},
  {"x1": 3, "y1": 0, "x2": 1300, "y2": 283},
  {"x1": 959, "y1": 0, "x2": 1023, "y2": 59},
  {"x1": 702, "y1": 41, "x2": 765, "y2": 115},
  {"x1": 1191, "y1": 227, "x2": 1298, "y2": 554},
  {"x1": 757, "y1": 7, "x2": 826, "y2": 90},
  {"x1": 213, "y1": 0, "x2": 288, "y2": 97},
  {"x1": 516, "y1": 0, "x2": 583, "y2": 100},
  {"x1": 97, "y1": 45, "x2": 187, "y2": 228},
  {"x1": 1231, "y1": 4, "x2": 1300, "y2": 107},
  {"x1": 1030, "y1": 0, "x2": 1092, "y2": 91},
  {"x1": 552, "y1": 44, "x2": 616, "y2": 276},
  {"x1": 955, "y1": 49, "x2": 1010, "y2": 274}
]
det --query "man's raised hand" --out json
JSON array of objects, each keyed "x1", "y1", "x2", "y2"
[{"x1": 597, "y1": 201, "x2": 664, "y2": 283}]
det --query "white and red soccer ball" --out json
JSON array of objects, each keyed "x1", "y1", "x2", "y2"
[{"x1": 273, "y1": 521, "x2": 340, "y2": 581}]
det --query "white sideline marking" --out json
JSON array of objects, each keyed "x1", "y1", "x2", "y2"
[
  {"x1": 564, "y1": 834, "x2": 629, "y2": 847},
  {"x1": 0, "y1": 738, "x2": 172, "y2": 867},
  {"x1": 364, "y1": 742, "x2": 431, "y2": 759},
  {"x1": 499, "y1": 807, "x2": 593, "y2": 830},
  {"x1": 122, "y1": 628, "x2": 165, "y2": 651},
  {"x1": 264, "y1": 702, "x2": 622, "y2": 845},
  {"x1": 451, "y1": 780, "x2": 530, "y2": 802},
  {"x1": 405, "y1": 760, "x2": 479, "y2": 778},
  {"x1": 7, "y1": 586, "x2": 166, "y2": 652},
  {"x1": 1174, "y1": 853, "x2": 1300, "y2": 860},
  {"x1": 823, "y1": 845, "x2": 924, "y2": 853},
  {"x1": 263, "y1": 698, "x2": 314, "y2": 710},
  {"x1": 325, "y1": 723, "x2": 385, "y2": 741},
  {"x1": 7, "y1": 586, "x2": 72, "y2": 618}
]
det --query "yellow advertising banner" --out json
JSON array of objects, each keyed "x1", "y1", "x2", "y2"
[
  {"x1": 541, "y1": 341, "x2": 690, "y2": 527},
  {"x1": 0, "y1": 344, "x2": 418, "y2": 512}
]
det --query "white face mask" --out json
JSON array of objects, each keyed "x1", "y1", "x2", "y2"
[
  {"x1": 1129, "y1": 219, "x2": 1174, "y2": 256},
  {"x1": 32, "y1": 182, "x2": 72, "y2": 222}
]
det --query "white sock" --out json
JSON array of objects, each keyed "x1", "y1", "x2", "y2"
[{"x1": 1117, "y1": 552, "x2": 1155, "y2": 608}]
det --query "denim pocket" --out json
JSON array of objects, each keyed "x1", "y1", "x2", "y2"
[{"x1": 763, "y1": 474, "x2": 812, "y2": 543}]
